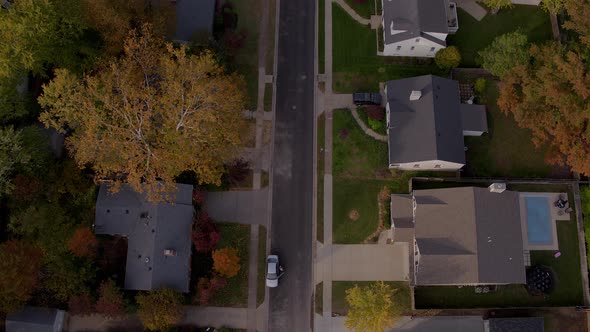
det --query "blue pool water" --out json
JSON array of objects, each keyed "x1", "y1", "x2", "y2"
[{"x1": 525, "y1": 196, "x2": 553, "y2": 244}]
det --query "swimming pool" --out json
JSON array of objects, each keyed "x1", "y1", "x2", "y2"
[{"x1": 525, "y1": 196, "x2": 553, "y2": 245}]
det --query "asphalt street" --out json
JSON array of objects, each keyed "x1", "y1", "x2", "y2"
[{"x1": 268, "y1": 0, "x2": 315, "y2": 330}]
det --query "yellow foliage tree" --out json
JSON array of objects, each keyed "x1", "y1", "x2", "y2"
[
  {"x1": 39, "y1": 25, "x2": 247, "y2": 201},
  {"x1": 344, "y1": 282, "x2": 401, "y2": 332},
  {"x1": 212, "y1": 247, "x2": 241, "y2": 278}
]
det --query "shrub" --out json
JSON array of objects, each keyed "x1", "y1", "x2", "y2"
[
  {"x1": 68, "y1": 227, "x2": 98, "y2": 258},
  {"x1": 363, "y1": 105, "x2": 385, "y2": 121},
  {"x1": 69, "y1": 293, "x2": 94, "y2": 316},
  {"x1": 223, "y1": 158, "x2": 250, "y2": 186},
  {"x1": 95, "y1": 280, "x2": 125, "y2": 318},
  {"x1": 434, "y1": 46, "x2": 461, "y2": 70},
  {"x1": 196, "y1": 275, "x2": 228, "y2": 305},
  {"x1": 474, "y1": 78, "x2": 487, "y2": 95},
  {"x1": 212, "y1": 247, "x2": 241, "y2": 278},
  {"x1": 368, "y1": 117, "x2": 384, "y2": 131},
  {"x1": 192, "y1": 212, "x2": 221, "y2": 252},
  {"x1": 192, "y1": 187, "x2": 205, "y2": 206}
]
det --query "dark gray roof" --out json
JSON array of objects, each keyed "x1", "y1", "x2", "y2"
[
  {"x1": 391, "y1": 194, "x2": 415, "y2": 242},
  {"x1": 461, "y1": 104, "x2": 488, "y2": 133},
  {"x1": 394, "y1": 316, "x2": 484, "y2": 332},
  {"x1": 488, "y1": 318, "x2": 544, "y2": 332},
  {"x1": 175, "y1": 0, "x2": 216, "y2": 42},
  {"x1": 414, "y1": 187, "x2": 525, "y2": 285},
  {"x1": 6, "y1": 307, "x2": 65, "y2": 332},
  {"x1": 382, "y1": 0, "x2": 449, "y2": 45},
  {"x1": 95, "y1": 183, "x2": 194, "y2": 292},
  {"x1": 386, "y1": 75, "x2": 465, "y2": 165}
]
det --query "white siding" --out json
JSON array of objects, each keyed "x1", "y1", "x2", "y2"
[
  {"x1": 389, "y1": 160, "x2": 464, "y2": 171},
  {"x1": 463, "y1": 130, "x2": 485, "y2": 137},
  {"x1": 383, "y1": 37, "x2": 445, "y2": 57}
]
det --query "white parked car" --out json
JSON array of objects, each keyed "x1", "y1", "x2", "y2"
[{"x1": 266, "y1": 255, "x2": 283, "y2": 288}]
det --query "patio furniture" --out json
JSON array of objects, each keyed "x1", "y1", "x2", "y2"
[
  {"x1": 565, "y1": 207, "x2": 573, "y2": 214},
  {"x1": 555, "y1": 198, "x2": 567, "y2": 209},
  {"x1": 557, "y1": 210, "x2": 564, "y2": 216}
]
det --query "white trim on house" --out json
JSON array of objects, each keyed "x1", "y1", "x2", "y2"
[
  {"x1": 389, "y1": 159, "x2": 464, "y2": 171},
  {"x1": 383, "y1": 38, "x2": 444, "y2": 58}
]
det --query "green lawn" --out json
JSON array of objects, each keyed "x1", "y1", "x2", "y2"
[
  {"x1": 232, "y1": 0, "x2": 261, "y2": 110},
  {"x1": 332, "y1": 109, "x2": 388, "y2": 178},
  {"x1": 256, "y1": 226, "x2": 267, "y2": 307},
  {"x1": 332, "y1": 281, "x2": 411, "y2": 315},
  {"x1": 343, "y1": 0, "x2": 375, "y2": 19},
  {"x1": 264, "y1": 83, "x2": 273, "y2": 112},
  {"x1": 319, "y1": 0, "x2": 325, "y2": 74},
  {"x1": 209, "y1": 223, "x2": 251, "y2": 307},
  {"x1": 415, "y1": 215, "x2": 584, "y2": 308},
  {"x1": 581, "y1": 185, "x2": 590, "y2": 267},
  {"x1": 448, "y1": 6, "x2": 553, "y2": 67},
  {"x1": 315, "y1": 282, "x2": 323, "y2": 315},
  {"x1": 464, "y1": 83, "x2": 552, "y2": 178},
  {"x1": 333, "y1": 177, "x2": 411, "y2": 244},
  {"x1": 266, "y1": 0, "x2": 277, "y2": 73},
  {"x1": 332, "y1": 4, "x2": 443, "y2": 93}
]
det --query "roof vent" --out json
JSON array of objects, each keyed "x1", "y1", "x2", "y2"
[
  {"x1": 164, "y1": 249, "x2": 177, "y2": 257},
  {"x1": 489, "y1": 183, "x2": 506, "y2": 193},
  {"x1": 409, "y1": 90, "x2": 422, "y2": 101}
]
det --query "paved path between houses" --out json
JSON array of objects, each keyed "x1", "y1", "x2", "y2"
[
  {"x1": 349, "y1": 107, "x2": 388, "y2": 142},
  {"x1": 333, "y1": 0, "x2": 370, "y2": 25},
  {"x1": 454, "y1": 0, "x2": 487, "y2": 21}
]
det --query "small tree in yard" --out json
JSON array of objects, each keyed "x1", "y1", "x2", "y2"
[
  {"x1": 479, "y1": 31, "x2": 529, "y2": 78},
  {"x1": 363, "y1": 106, "x2": 385, "y2": 121},
  {"x1": 192, "y1": 212, "x2": 221, "y2": 252},
  {"x1": 434, "y1": 46, "x2": 461, "y2": 70},
  {"x1": 69, "y1": 293, "x2": 94, "y2": 316},
  {"x1": 95, "y1": 280, "x2": 125, "y2": 318},
  {"x1": 136, "y1": 288, "x2": 184, "y2": 331},
  {"x1": 212, "y1": 247, "x2": 241, "y2": 278},
  {"x1": 68, "y1": 227, "x2": 98, "y2": 258},
  {"x1": 345, "y1": 282, "x2": 401, "y2": 332}
]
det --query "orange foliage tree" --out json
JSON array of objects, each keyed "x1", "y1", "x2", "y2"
[
  {"x1": 68, "y1": 227, "x2": 98, "y2": 258},
  {"x1": 39, "y1": 25, "x2": 247, "y2": 201},
  {"x1": 212, "y1": 247, "x2": 241, "y2": 278},
  {"x1": 0, "y1": 240, "x2": 43, "y2": 313},
  {"x1": 497, "y1": 42, "x2": 590, "y2": 174}
]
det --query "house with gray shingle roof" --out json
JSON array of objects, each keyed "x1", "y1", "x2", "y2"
[
  {"x1": 391, "y1": 186, "x2": 526, "y2": 286},
  {"x1": 95, "y1": 183, "x2": 194, "y2": 292},
  {"x1": 385, "y1": 75, "x2": 487, "y2": 171},
  {"x1": 381, "y1": 0, "x2": 458, "y2": 57},
  {"x1": 6, "y1": 306, "x2": 66, "y2": 332}
]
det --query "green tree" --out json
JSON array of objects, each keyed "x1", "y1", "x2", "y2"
[
  {"x1": 136, "y1": 288, "x2": 184, "y2": 331},
  {"x1": 479, "y1": 31, "x2": 530, "y2": 78},
  {"x1": 541, "y1": 0, "x2": 567, "y2": 14},
  {"x1": 434, "y1": 46, "x2": 461, "y2": 70},
  {"x1": 0, "y1": 127, "x2": 31, "y2": 196},
  {"x1": 0, "y1": 75, "x2": 31, "y2": 123},
  {"x1": 39, "y1": 25, "x2": 247, "y2": 201},
  {"x1": 41, "y1": 255, "x2": 95, "y2": 303},
  {"x1": 344, "y1": 282, "x2": 401, "y2": 332},
  {"x1": 0, "y1": 0, "x2": 92, "y2": 79},
  {"x1": 0, "y1": 240, "x2": 43, "y2": 313}
]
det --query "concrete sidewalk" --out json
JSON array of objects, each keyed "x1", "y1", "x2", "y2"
[
  {"x1": 454, "y1": 0, "x2": 487, "y2": 21},
  {"x1": 205, "y1": 189, "x2": 269, "y2": 225}
]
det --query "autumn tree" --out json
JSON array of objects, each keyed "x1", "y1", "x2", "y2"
[
  {"x1": 434, "y1": 46, "x2": 461, "y2": 70},
  {"x1": 80, "y1": 0, "x2": 172, "y2": 55},
  {"x1": 481, "y1": 0, "x2": 512, "y2": 10},
  {"x1": 195, "y1": 275, "x2": 227, "y2": 305},
  {"x1": 344, "y1": 282, "x2": 401, "y2": 332},
  {"x1": 212, "y1": 247, "x2": 241, "y2": 278},
  {"x1": 497, "y1": 42, "x2": 590, "y2": 174},
  {"x1": 192, "y1": 212, "x2": 221, "y2": 252},
  {"x1": 69, "y1": 293, "x2": 95, "y2": 316},
  {"x1": 479, "y1": 31, "x2": 530, "y2": 78},
  {"x1": 68, "y1": 227, "x2": 98, "y2": 258},
  {"x1": 563, "y1": 0, "x2": 590, "y2": 47},
  {"x1": 95, "y1": 279, "x2": 125, "y2": 318},
  {"x1": 42, "y1": 255, "x2": 95, "y2": 303},
  {"x1": 39, "y1": 25, "x2": 247, "y2": 201},
  {"x1": 541, "y1": 0, "x2": 568, "y2": 14},
  {"x1": 0, "y1": 240, "x2": 43, "y2": 313},
  {"x1": 136, "y1": 288, "x2": 184, "y2": 331}
]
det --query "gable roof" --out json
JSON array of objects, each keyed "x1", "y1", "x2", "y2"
[
  {"x1": 95, "y1": 183, "x2": 194, "y2": 292},
  {"x1": 488, "y1": 318, "x2": 544, "y2": 332},
  {"x1": 6, "y1": 307, "x2": 65, "y2": 332},
  {"x1": 386, "y1": 75, "x2": 465, "y2": 165},
  {"x1": 175, "y1": 0, "x2": 216, "y2": 42},
  {"x1": 413, "y1": 187, "x2": 525, "y2": 285},
  {"x1": 382, "y1": 0, "x2": 449, "y2": 45}
]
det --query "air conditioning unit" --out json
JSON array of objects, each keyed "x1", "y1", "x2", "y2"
[
  {"x1": 488, "y1": 183, "x2": 506, "y2": 193},
  {"x1": 164, "y1": 249, "x2": 177, "y2": 257}
]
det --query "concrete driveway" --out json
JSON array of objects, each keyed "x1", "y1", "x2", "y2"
[
  {"x1": 205, "y1": 189, "x2": 268, "y2": 225},
  {"x1": 317, "y1": 243, "x2": 410, "y2": 281}
]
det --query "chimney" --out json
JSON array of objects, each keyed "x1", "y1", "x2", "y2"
[
  {"x1": 409, "y1": 90, "x2": 422, "y2": 101},
  {"x1": 488, "y1": 183, "x2": 506, "y2": 194},
  {"x1": 164, "y1": 249, "x2": 177, "y2": 257}
]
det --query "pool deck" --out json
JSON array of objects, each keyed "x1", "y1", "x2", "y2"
[{"x1": 519, "y1": 192, "x2": 571, "y2": 251}]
